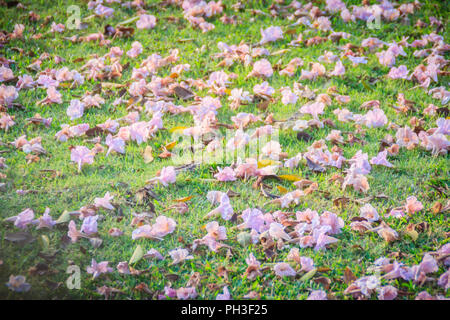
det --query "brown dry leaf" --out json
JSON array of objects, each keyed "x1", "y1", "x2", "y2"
[
  {"x1": 173, "y1": 195, "x2": 193, "y2": 202},
  {"x1": 143, "y1": 146, "x2": 154, "y2": 163},
  {"x1": 158, "y1": 149, "x2": 173, "y2": 159},
  {"x1": 173, "y1": 86, "x2": 194, "y2": 100},
  {"x1": 343, "y1": 267, "x2": 357, "y2": 284}
]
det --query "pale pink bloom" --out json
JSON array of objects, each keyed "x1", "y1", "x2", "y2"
[
  {"x1": 378, "y1": 286, "x2": 398, "y2": 300},
  {"x1": 419, "y1": 254, "x2": 438, "y2": 274},
  {"x1": 404, "y1": 196, "x2": 423, "y2": 214},
  {"x1": 388, "y1": 65, "x2": 408, "y2": 79},
  {"x1": 363, "y1": 108, "x2": 387, "y2": 128},
  {"x1": 136, "y1": 14, "x2": 156, "y2": 29},
  {"x1": 0, "y1": 85, "x2": 18, "y2": 106},
  {"x1": 274, "y1": 262, "x2": 296, "y2": 277},
  {"x1": 94, "y1": 4, "x2": 114, "y2": 18},
  {"x1": 176, "y1": 287, "x2": 197, "y2": 300},
  {"x1": 396, "y1": 126, "x2": 419, "y2": 150},
  {"x1": 70, "y1": 146, "x2": 94, "y2": 171},
  {"x1": 10, "y1": 23, "x2": 25, "y2": 39},
  {"x1": 0, "y1": 113, "x2": 15, "y2": 131},
  {"x1": 5, "y1": 275, "x2": 30, "y2": 292},
  {"x1": 214, "y1": 166, "x2": 236, "y2": 182},
  {"x1": 419, "y1": 132, "x2": 450, "y2": 156},
  {"x1": 231, "y1": 113, "x2": 261, "y2": 128},
  {"x1": 44, "y1": 86, "x2": 62, "y2": 104},
  {"x1": 249, "y1": 59, "x2": 273, "y2": 78},
  {"x1": 16, "y1": 75, "x2": 35, "y2": 90},
  {"x1": 262, "y1": 141, "x2": 282, "y2": 160},
  {"x1": 280, "y1": 87, "x2": 298, "y2": 105},
  {"x1": 109, "y1": 228, "x2": 123, "y2": 237},
  {"x1": 370, "y1": 150, "x2": 393, "y2": 167},
  {"x1": 307, "y1": 290, "x2": 327, "y2": 300},
  {"x1": 279, "y1": 58, "x2": 303, "y2": 77},
  {"x1": 116, "y1": 262, "x2": 130, "y2": 274},
  {"x1": 253, "y1": 81, "x2": 275, "y2": 98},
  {"x1": 86, "y1": 259, "x2": 113, "y2": 279},
  {"x1": 151, "y1": 215, "x2": 176, "y2": 238},
  {"x1": 82, "y1": 94, "x2": 105, "y2": 108},
  {"x1": 438, "y1": 270, "x2": 450, "y2": 291},
  {"x1": 320, "y1": 211, "x2": 344, "y2": 234},
  {"x1": 80, "y1": 215, "x2": 98, "y2": 235},
  {"x1": 260, "y1": 26, "x2": 283, "y2": 45},
  {"x1": 152, "y1": 166, "x2": 177, "y2": 186},
  {"x1": 385, "y1": 208, "x2": 405, "y2": 218},
  {"x1": 226, "y1": 129, "x2": 250, "y2": 151},
  {"x1": 144, "y1": 248, "x2": 164, "y2": 260},
  {"x1": 0, "y1": 66, "x2": 14, "y2": 82},
  {"x1": 342, "y1": 169, "x2": 370, "y2": 193},
  {"x1": 326, "y1": 130, "x2": 344, "y2": 144},
  {"x1": 66, "y1": 99, "x2": 85, "y2": 120},
  {"x1": 105, "y1": 135, "x2": 125, "y2": 156},
  {"x1": 348, "y1": 151, "x2": 371, "y2": 175},
  {"x1": 35, "y1": 208, "x2": 56, "y2": 229},
  {"x1": 238, "y1": 208, "x2": 271, "y2": 233},
  {"x1": 98, "y1": 119, "x2": 119, "y2": 133},
  {"x1": 269, "y1": 222, "x2": 291, "y2": 241},
  {"x1": 325, "y1": 0, "x2": 346, "y2": 13},
  {"x1": 6, "y1": 208, "x2": 35, "y2": 229},
  {"x1": 50, "y1": 22, "x2": 65, "y2": 33},
  {"x1": 329, "y1": 60, "x2": 346, "y2": 76},
  {"x1": 94, "y1": 192, "x2": 115, "y2": 210},
  {"x1": 284, "y1": 153, "x2": 302, "y2": 169},
  {"x1": 299, "y1": 101, "x2": 325, "y2": 119},
  {"x1": 127, "y1": 41, "x2": 143, "y2": 58},
  {"x1": 216, "y1": 286, "x2": 231, "y2": 300},
  {"x1": 169, "y1": 248, "x2": 193, "y2": 265},
  {"x1": 360, "y1": 204, "x2": 379, "y2": 222},
  {"x1": 347, "y1": 55, "x2": 367, "y2": 66},
  {"x1": 205, "y1": 221, "x2": 227, "y2": 240},
  {"x1": 206, "y1": 194, "x2": 234, "y2": 221},
  {"x1": 68, "y1": 220, "x2": 83, "y2": 243}
]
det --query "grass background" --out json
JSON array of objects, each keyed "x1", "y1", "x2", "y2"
[{"x1": 0, "y1": 0, "x2": 448, "y2": 299}]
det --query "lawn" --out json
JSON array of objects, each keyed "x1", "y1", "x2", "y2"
[{"x1": 0, "y1": 0, "x2": 448, "y2": 300}]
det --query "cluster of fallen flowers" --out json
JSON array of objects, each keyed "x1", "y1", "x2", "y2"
[{"x1": 1, "y1": 0, "x2": 449, "y2": 301}]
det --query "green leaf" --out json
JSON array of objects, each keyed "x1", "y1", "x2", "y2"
[
  {"x1": 55, "y1": 210, "x2": 70, "y2": 224},
  {"x1": 300, "y1": 268, "x2": 317, "y2": 282},
  {"x1": 129, "y1": 245, "x2": 144, "y2": 264}
]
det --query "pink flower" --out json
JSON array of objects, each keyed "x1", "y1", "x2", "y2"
[
  {"x1": 151, "y1": 166, "x2": 177, "y2": 186},
  {"x1": 253, "y1": 81, "x2": 275, "y2": 98},
  {"x1": 94, "y1": 4, "x2": 114, "y2": 18},
  {"x1": 136, "y1": 14, "x2": 156, "y2": 29},
  {"x1": 273, "y1": 262, "x2": 296, "y2": 277},
  {"x1": 117, "y1": 262, "x2": 130, "y2": 274},
  {"x1": 68, "y1": 220, "x2": 83, "y2": 243},
  {"x1": 105, "y1": 135, "x2": 125, "y2": 156},
  {"x1": 94, "y1": 192, "x2": 115, "y2": 210},
  {"x1": 86, "y1": 259, "x2": 113, "y2": 279},
  {"x1": 404, "y1": 196, "x2": 423, "y2": 214},
  {"x1": 260, "y1": 26, "x2": 283, "y2": 45},
  {"x1": 176, "y1": 287, "x2": 197, "y2": 300},
  {"x1": 36, "y1": 208, "x2": 56, "y2": 229},
  {"x1": 44, "y1": 86, "x2": 62, "y2": 104},
  {"x1": 81, "y1": 215, "x2": 98, "y2": 235},
  {"x1": 280, "y1": 87, "x2": 298, "y2": 105},
  {"x1": 6, "y1": 208, "x2": 35, "y2": 229},
  {"x1": 378, "y1": 286, "x2": 398, "y2": 300},
  {"x1": 438, "y1": 270, "x2": 449, "y2": 291},
  {"x1": 127, "y1": 41, "x2": 143, "y2": 58},
  {"x1": 144, "y1": 248, "x2": 164, "y2": 260},
  {"x1": 0, "y1": 113, "x2": 15, "y2": 131},
  {"x1": 214, "y1": 166, "x2": 236, "y2": 181},
  {"x1": 169, "y1": 248, "x2": 193, "y2": 265},
  {"x1": 330, "y1": 60, "x2": 346, "y2": 76},
  {"x1": 249, "y1": 59, "x2": 273, "y2": 78},
  {"x1": 370, "y1": 150, "x2": 393, "y2": 167},
  {"x1": 151, "y1": 215, "x2": 177, "y2": 238},
  {"x1": 299, "y1": 101, "x2": 325, "y2": 119},
  {"x1": 363, "y1": 108, "x2": 387, "y2": 128},
  {"x1": 6, "y1": 275, "x2": 30, "y2": 292},
  {"x1": 0, "y1": 85, "x2": 18, "y2": 106},
  {"x1": 396, "y1": 126, "x2": 419, "y2": 150},
  {"x1": 66, "y1": 99, "x2": 85, "y2": 120},
  {"x1": 269, "y1": 222, "x2": 291, "y2": 241},
  {"x1": 359, "y1": 204, "x2": 379, "y2": 222},
  {"x1": 388, "y1": 65, "x2": 408, "y2": 79},
  {"x1": 307, "y1": 290, "x2": 327, "y2": 300}
]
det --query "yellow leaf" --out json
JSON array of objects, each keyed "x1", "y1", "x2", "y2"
[
  {"x1": 129, "y1": 245, "x2": 144, "y2": 264},
  {"x1": 276, "y1": 185, "x2": 288, "y2": 194},
  {"x1": 258, "y1": 159, "x2": 280, "y2": 168},
  {"x1": 278, "y1": 174, "x2": 302, "y2": 182},
  {"x1": 174, "y1": 196, "x2": 193, "y2": 202},
  {"x1": 169, "y1": 126, "x2": 188, "y2": 133},
  {"x1": 164, "y1": 141, "x2": 178, "y2": 151},
  {"x1": 405, "y1": 229, "x2": 419, "y2": 241},
  {"x1": 143, "y1": 146, "x2": 154, "y2": 164}
]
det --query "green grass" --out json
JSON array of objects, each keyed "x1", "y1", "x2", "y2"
[{"x1": 0, "y1": 0, "x2": 448, "y2": 300}]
